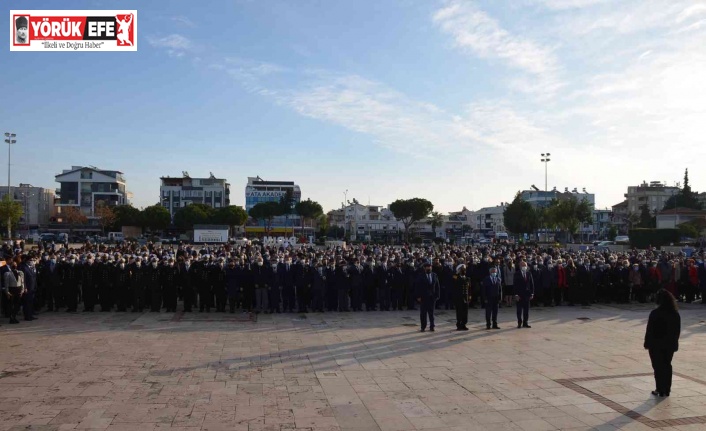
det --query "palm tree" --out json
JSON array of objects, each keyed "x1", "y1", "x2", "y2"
[{"x1": 430, "y1": 211, "x2": 444, "y2": 238}]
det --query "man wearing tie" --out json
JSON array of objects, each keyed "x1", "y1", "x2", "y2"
[
  {"x1": 482, "y1": 266, "x2": 502, "y2": 329},
  {"x1": 416, "y1": 262, "x2": 440, "y2": 332},
  {"x1": 514, "y1": 261, "x2": 535, "y2": 328}
]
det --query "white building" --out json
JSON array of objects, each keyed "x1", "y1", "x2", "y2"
[
  {"x1": 0, "y1": 184, "x2": 55, "y2": 227},
  {"x1": 625, "y1": 181, "x2": 679, "y2": 214},
  {"x1": 160, "y1": 173, "x2": 231, "y2": 219},
  {"x1": 55, "y1": 166, "x2": 128, "y2": 217},
  {"x1": 656, "y1": 207, "x2": 706, "y2": 230},
  {"x1": 472, "y1": 204, "x2": 507, "y2": 234},
  {"x1": 329, "y1": 202, "x2": 403, "y2": 241}
]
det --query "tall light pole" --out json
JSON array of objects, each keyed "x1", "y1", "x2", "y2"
[
  {"x1": 4, "y1": 133, "x2": 16, "y2": 239},
  {"x1": 541, "y1": 153, "x2": 551, "y2": 242},
  {"x1": 342, "y1": 189, "x2": 348, "y2": 241}
]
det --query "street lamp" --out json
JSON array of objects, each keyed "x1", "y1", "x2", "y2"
[
  {"x1": 4, "y1": 132, "x2": 16, "y2": 239},
  {"x1": 540, "y1": 153, "x2": 551, "y2": 242},
  {"x1": 342, "y1": 189, "x2": 348, "y2": 240}
]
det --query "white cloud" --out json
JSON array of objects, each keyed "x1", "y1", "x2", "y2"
[
  {"x1": 218, "y1": 61, "x2": 559, "y2": 159},
  {"x1": 532, "y1": 0, "x2": 612, "y2": 10},
  {"x1": 433, "y1": 0, "x2": 562, "y2": 95},
  {"x1": 147, "y1": 34, "x2": 193, "y2": 57},
  {"x1": 171, "y1": 16, "x2": 197, "y2": 28}
]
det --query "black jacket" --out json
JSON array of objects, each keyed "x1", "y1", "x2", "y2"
[{"x1": 644, "y1": 308, "x2": 681, "y2": 352}]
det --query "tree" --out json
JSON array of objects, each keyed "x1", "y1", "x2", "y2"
[
  {"x1": 295, "y1": 199, "x2": 324, "y2": 236},
  {"x1": 213, "y1": 206, "x2": 248, "y2": 235},
  {"x1": 624, "y1": 212, "x2": 640, "y2": 231},
  {"x1": 429, "y1": 211, "x2": 444, "y2": 238},
  {"x1": 141, "y1": 205, "x2": 171, "y2": 232},
  {"x1": 678, "y1": 222, "x2": 699, "y2": 239},
  {"x1": 608, "y1": 225, "x2": 618, "y2": 241},
  {"x1": 389, "y1": 198, "x2": 434, "y2": 241},
  {"x1": 664, "y1": 168, "x2": 703, "y2": 210},
  {"x1": 546, "y1": 196, "x2": 592, "y2": 243},
  {"x1": 173, "y1": 203, "x2": 213, "y2": 230},
  {"x1": 278, "y1": 189, "x2": 295, "y2": 235},
  {"x1": 503, "y1": 192, "x2": 540, "y2": 238},
  {"x1": 317, "y1": 213, "x2": 329, "y2": 238},
  {"x1": 95, "y1": 202, "x2": 116, "y2": 235},
  {"x1": 0, "y1": 195, "x2": 23, "y2": 238},
  {"x1": 61, "y1": 206, "x2": 88, "y2": 237},
  {"x1": 637, "y1": 204, "x2": 655, "y2": 228},
  {"x1": 112, "y1": 205, "x2": 142, "y2": 229},
  {"x1": 249, "y1": 201, "x2": 281, "y2": 235}
]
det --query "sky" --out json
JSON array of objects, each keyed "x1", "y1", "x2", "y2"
[{"x1": 2, "y1": 0, "x2": 705, "y2": 214}]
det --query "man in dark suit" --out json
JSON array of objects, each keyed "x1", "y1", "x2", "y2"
[
  {"x1": 513, "y1": 261, "x2": 535, "y2": 328},
  {"x1": 482, "y1": 266, "x2": 502, "y2": 329},
  {"x1": 577, "y1": 260, "x2": 593, "y2": 306},
  {"x1": 415, "y1": 262, "x2": 440, "y2": 332},
  {"x1": 277, "y1": 257, "x2": 296, "y2": 313}
]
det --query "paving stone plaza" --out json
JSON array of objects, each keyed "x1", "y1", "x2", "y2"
[{"x1": 1, "y1": 304, "x2": 705, "y2": 431}]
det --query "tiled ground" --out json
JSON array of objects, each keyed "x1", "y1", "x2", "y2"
[{"x1": 1, "y1": 303, "x2": 706, "y2": 431}]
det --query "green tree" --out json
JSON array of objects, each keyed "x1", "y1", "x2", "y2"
[
  {"x1": 389, "y1": 198, "x2": 434, "y2": 241},
  {"x1": 278, "y1": 189, "x2": 295, "y2": 235},
  {"x1": 112, "y1": 205, "x2": 142, "y2": 229},
  {"x1": 503, "y1": 192, "x2": 540, "y2": 238},
  {"x1": 295, "y1": 199, "x2": 324, "y2": 235},
  {"x1": 637, "y1": 204, "x2": 656, "y2": 228},
  {"x1": 213, "y1": 205, "x2": 248, "y2": 235},
  {"x1": 173, "y1": 203, "x2": 213, "y2": 230},
  {"x1": 0, "y1": 195, "x2": 23, "y2": 237},
  {"x1": 678, "y1": 223, "x2": 699, "y2": 239},
  {"x1": 429, "y1": 211, "x2": 444, "y2": 238},
  {"x1": 249, "y1": 201, "x2": 281, "y2": 235},
  {"x1": 141, "y1": 205, "x2": 171, "y2": 232},
  {"x1": 546, "y1": 196, "x2": 592, "y2": 242},
  {"x1": 608, "y1": 225, "x2": 618, "y2": 241},
  {"x1": 317, "y1": 213, "x2": 329, "y2": 238},
  {"x1": 664, "y1": 168, "x2": 703, "y2": 210}
]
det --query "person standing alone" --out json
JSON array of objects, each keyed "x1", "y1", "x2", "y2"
[{"x1": 644, "y1": 289, "x2": 681, "y2": 397}]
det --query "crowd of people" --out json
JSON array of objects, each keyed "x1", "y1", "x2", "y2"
[{"x1": 1, "y1": 240, "x2": 705, "y2": 329}]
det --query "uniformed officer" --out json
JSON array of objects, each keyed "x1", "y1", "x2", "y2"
[
  {"x1": 82, "y1": 256, "x2": 98, "y2": 312},
  {"x1": 161, "y1": 258, "x2": 178, "y2": 312},
  {"x1": 131, "y1": 258, "x2": 146, "y2": 312},
  {"x1": 114, "y1": 259, "x2": 131, "y2": 311},
  {"x1": 296, "y1": 259, "x2": 312, "y2": 313},
  {"x1": 147, "y1": 258, "x2": 162, "y2": 312}
]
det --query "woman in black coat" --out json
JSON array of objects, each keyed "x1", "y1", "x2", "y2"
[{"x1": 644, "y1": 289, "x2": 681, "y2": 397}]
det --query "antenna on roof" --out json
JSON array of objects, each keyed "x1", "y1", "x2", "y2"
[
  {"x1": 209, "y1": 172, "x2": 216, "y2": 179},
  {"x1": 182, "y1": 171, "x2": 190, "y2": 178}
]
